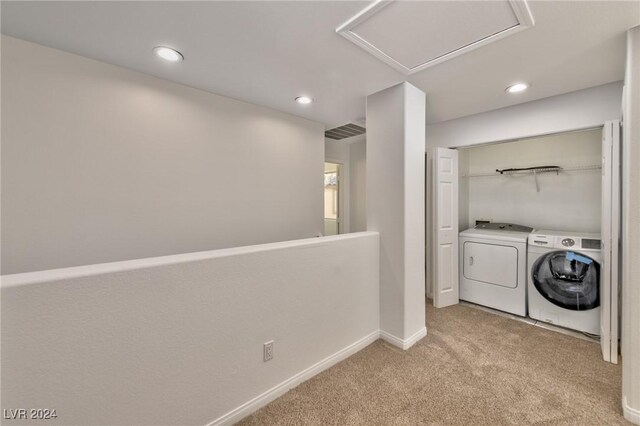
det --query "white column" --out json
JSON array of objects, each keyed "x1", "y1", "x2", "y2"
[
  {"x1": 622, "y1": 25, "x2": 640, "y2": 425},
  {"x1": 366, "y1": 82, "x2": 426, "y2": 348}
]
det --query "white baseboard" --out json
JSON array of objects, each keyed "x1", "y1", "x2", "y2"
[
  {"x1": 379, "y1": 330, "x2": 404, "y2": 348},
  {"x1": 380, "y1": 326, "x2": 427, "y2": 350},
  {"x1": 208, "y1": 326, "x2": 428, "y2": 425},
  {"x1": 624, "y1": 396, "x2": 640, "y2": 425},
  {"x1": 207, "y1": 330, "x2": 380, "y2": 426}
]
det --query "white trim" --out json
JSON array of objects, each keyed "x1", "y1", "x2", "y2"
[
  {"x1": 509, "y1": 0, "x2": 535, "y2": 27},
  {"x1": 623, "y1": 396, "x2": 640, "y2": 425},
  {"x1": 208, "y1": 325, "x2": 428, "y2": 425},
  {"x1": 602, "y1": 122, "x2": 613, "y2": 363},
  {"x1": 207, "y1": 330, "x2": 380, "y2": 426},
  {"x1": 405, "y1": 327, "x2": 428, "y2": 349},
  {"x1": 379, "y1": 330, "x2": 405, "y2": 348},
  {"x1": 336, "y1": 0, "x2": 534, "y2": 75},
  {"x1": 335, "y1": 0, "x2": 390, "y2": 35},
  {"x1": 600, "y1": 120, "x2": 622, "y2": 364},
  {"x1": 610, "y1": 120, "x2": 621, "y2": 365},
  {"x1": 380, "y1": 326, "x2": 427, "y2": 350}
]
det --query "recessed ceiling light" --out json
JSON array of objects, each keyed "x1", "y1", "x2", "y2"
[
  {"x1": 153, "y1": 46, "x2": 184, "y2": 62},
  {"x1": 295, "y1": 96, "x2": 313, "y2": 105},
  {"x1": 505, "y1": 83, "x2": 529, "y2": 94}
]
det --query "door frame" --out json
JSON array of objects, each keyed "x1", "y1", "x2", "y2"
[
  {"x1": 427, "y1": 124, "x2": 622, "y2": 363},
  {"x1": 601, "y1": 120, "x2": 621, "y2": 364},
  {"x1": 324, "y1": 159, "x2": 349, "y2": 234},
  {"x1": 426, "y1": 152, "x2": 433, "y2": 298}
]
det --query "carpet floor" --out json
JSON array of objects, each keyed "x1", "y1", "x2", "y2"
[{"x1": 239, "y1": 302, "x2": 625, "y2": 425}]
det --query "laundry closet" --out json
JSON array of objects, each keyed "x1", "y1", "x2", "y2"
[
  {"x1": 458, "y1": 129, "x2": 602, "y2": 234},
  {"x1": 428, "y1": 123, "x2": 621, "y2": 364}
]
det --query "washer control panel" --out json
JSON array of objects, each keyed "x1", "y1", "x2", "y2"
[
  {"x1": 528, "y1": 231, "x2": 601, "y2": 251},
  {"x1": 529, "y1": 234, "x2": 552, "y2": 247}
]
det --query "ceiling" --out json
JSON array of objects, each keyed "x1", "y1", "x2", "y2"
[{"x1": 1, "y1": 1, "x2": 638, "y2": 129}]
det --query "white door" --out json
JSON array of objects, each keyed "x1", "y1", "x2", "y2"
[
  {"x1": 601, "y1": 120, "x2": 621, "y2": 364},
  {"x1": 432, "y1": 148, "x2": 459, "y2": 308},
  {"x1": 425, "y1": 152, "x2": 432, "y2": 298}
]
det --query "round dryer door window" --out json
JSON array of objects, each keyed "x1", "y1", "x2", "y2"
[{"x1": 531, "y1": 251, "x2": 600, "y2": 311}]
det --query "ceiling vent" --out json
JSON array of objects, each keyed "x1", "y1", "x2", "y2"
[
  {"x1": 325, "y1": 123, "x2": 366, "y2": 140},
  {"x1": 336, "y1": 0, "x2": 534, "y2": 75}
]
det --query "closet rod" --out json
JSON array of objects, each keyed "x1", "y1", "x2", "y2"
[
  {"x1": 462, "y1": 164, "x2": 601, "y2": 178},
  {"x1": 497, "y1": 165, "x2": 561, "y2": 175}
]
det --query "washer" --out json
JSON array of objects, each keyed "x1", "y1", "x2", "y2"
[
  {"x1": 527, "y1": 230, "x2": 602, "y2": 335},
  {"x1": 459, "y1": 223, "x2": 533, "y2": 316}
]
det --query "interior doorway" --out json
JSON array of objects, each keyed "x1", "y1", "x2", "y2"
[
  {"x1": 427, "y1": 124, "x2": 621, "y2": 364},
  {"x1": 324, "y1": 162, "x2": 341, "y2": 235}
]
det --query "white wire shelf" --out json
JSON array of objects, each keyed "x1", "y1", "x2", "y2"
[
  {"x1": 462, "y1": 164, "x2": 601, "y2": 178},
  {"x1": 461, "y1": 164, "x2": 602, "y2": 192}
]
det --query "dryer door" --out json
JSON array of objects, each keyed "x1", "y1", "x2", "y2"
[
  {"x1": 463, "y1": 242, "x2": 518, "y2": 288},
  {"x1": 531, "y1": 250, "x2": 600, "y2": 311}
]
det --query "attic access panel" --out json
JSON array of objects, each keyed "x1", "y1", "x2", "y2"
[{"x1": 336, "y1": 0, "x2": 534, "y2": 75}]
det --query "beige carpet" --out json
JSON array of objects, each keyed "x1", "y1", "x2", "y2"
[{"x1": 239, "y1": 302, "x2": 625, "y2": 425}]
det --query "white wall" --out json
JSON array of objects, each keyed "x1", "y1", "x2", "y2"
[
  {"x1": 325, "y1": 137, "x2": 350, "y2": 161},
  {"x1": 349, "y1": 139, "x2": 367, "y2": 233},
  {"x1": 426, "y1": 81, "x2": 623, "y2": 149},
  {"x1": 460, "y1": 129, "x2": 602, "y2": 233},
  {"x1": 622, "y1": 25, "x2": 640, "y2": 426},
  {"x1": 1, "y1": 232, "x2": 380, "y2": 426},
  {"x1": 367, "y1": 83, "x2": 426, "y2": 347},
  {"x1": 1, "y1": 36, "x2": 324, "y2": 274}
]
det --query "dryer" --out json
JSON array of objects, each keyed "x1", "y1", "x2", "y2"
[
  {"x1": 459, "y1": 223, "x2": 532, "y2": 316},
  {"x1": 527, "y1": 230, "x2": 602, "y2": 335}
]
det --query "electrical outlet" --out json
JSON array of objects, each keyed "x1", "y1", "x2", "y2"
[{"x1": 263, "y1": 341, "x2": 274, "y2": 362}]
